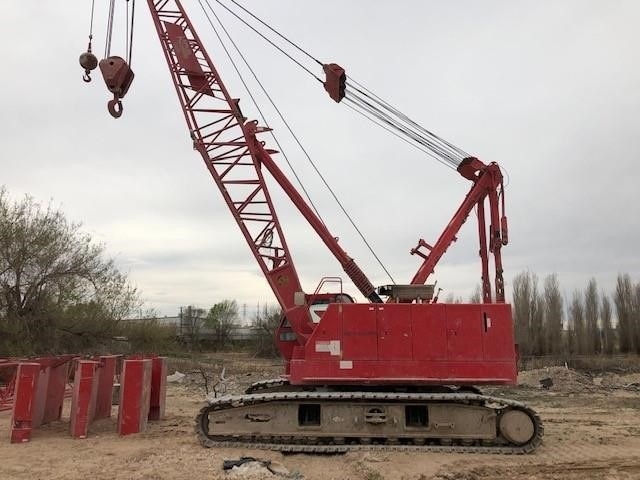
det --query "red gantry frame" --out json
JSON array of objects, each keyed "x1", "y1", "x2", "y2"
[{"x1": 146, "y1": 0, "x2": 515, "y2": 386}]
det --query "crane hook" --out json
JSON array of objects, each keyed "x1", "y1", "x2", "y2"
[
  {"x1": 107, "y1": 96, "x2": 123, "y2": 119},
  {"x1": 79, "y1": 50, "x2": 98, "y2": 83}
]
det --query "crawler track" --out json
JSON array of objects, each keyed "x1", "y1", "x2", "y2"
[{"x1": 195, "y1": 387, "x2": 543, "y2": 454}]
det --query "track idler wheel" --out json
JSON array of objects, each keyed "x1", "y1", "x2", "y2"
[{"x1": 499, "y1": 409, "x2": 536, "y2": 445}]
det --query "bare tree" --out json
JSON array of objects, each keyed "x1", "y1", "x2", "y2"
[
  {"x1": 443, "y1": 293, "x2": 463, "y2": 304},
  {"x1": 530, "y1": 280, "x2": 544, "y2": 355},
  {"x1": 543, "y1": 274, "x2": 563, "y2": 355},
  {"x1": 584, "y1": 278, "x2": 600, "y2": 354},
  {"x1": 469, "y1": 285, "x2": 482, "y2": 303},
  {"x1": 512, "y1": 271, "x2": 543, "y2": 355},
  {"x1": 634, "y1": 282, "x2": 640, "y2": 354},
  {"x1": 614, "y1": 274, "x2": 635, "y2": 353},
  {"x1": 180, "y1": 305, "x2": 206, "y2": 351},
  {"x1": 512, "y1": 271, "x2": 533, "y2": 355},
  {"x1": 600, "y1": 293, "x2": 613, "y2": 354},
  {"x1": 206, "y1": 299, "x2": 238, "y2": 348},
  {"x1": 568, "y1": 291, "x2": 586, "y2": 354}
]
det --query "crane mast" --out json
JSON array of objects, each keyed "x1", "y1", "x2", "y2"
[{"x1": 145, "y1": 0, "x2": 379, "y2": 351}]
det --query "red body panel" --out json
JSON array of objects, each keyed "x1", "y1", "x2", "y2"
[{"x1": 289, "y1": 302, "x2": 516, "y2": 386}]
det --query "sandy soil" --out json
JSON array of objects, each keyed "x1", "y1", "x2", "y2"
[{"x1": 1, "y1": 357, "x2": 640, "y2": 480}]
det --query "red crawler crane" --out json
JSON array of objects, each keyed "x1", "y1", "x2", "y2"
[{"x1": 83, "y1": 0, "x2": 542, "y2": 453}]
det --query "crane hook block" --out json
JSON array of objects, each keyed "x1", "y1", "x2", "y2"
[
  {"x1": 323, "y1": 63, "x2": 346, "y2": 103},
  {"x1": 99, "y1": 56, "x2": 135, "y2": 119},
  {"x1": 79, "y1": 51, "x2": 98, "y2": 83}
]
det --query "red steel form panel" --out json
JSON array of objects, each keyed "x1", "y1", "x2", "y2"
[
  {"x1": 148, "y1": 356, "x2": 167, "y2": 421},
  {"x1": 0, "y1": 360, "x2": 18, "y2": 412},
  {"x1": 94, "y1": 355, "x2": 120, "y2": 419},
  {"x1": 118, "y1": 359, "x2": 152, "y2": 435},
  {"x1": 9, "y1": 363, "x2": 40, "y2": 443},
  {"x1": 70, "y1": 360, "x2": 100, "y2": 439}
]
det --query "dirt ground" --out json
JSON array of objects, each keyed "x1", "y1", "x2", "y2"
[{"x1": 2, "y1": 355, "x2": 640, "y2": 480}]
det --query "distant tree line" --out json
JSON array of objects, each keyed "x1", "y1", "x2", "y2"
[
  {"x1": 512, "y1": 271, "x2": 640, "y2": 356},
  {"x1": 178, "y1": 301, "x2": 282, "y2": 357}
]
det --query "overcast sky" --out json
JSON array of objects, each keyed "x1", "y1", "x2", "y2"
[{"x1": 3, "y1": 1, "x2": 639, "y2": 318}]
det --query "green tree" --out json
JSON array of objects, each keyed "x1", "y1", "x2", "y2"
[
  {"x1": 206, "y1": 299, "x2": 238, "y2": 348},
  {"x1": 0, "y1": 188, "x2": 139, "y2": 354},
  {"x1": 252, "y1": 304, "x2": 282, "y2": 357}
]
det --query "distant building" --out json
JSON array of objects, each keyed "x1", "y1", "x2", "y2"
[{"x1": 123, "y1": 313, "x2": 257, "y2": 341}]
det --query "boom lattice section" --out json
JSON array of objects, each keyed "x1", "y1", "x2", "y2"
[{"x1": 147, "y1": 0, "x2": 306, "y2": 321}]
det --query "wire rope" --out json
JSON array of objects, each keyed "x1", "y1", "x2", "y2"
[
  {"x1": 213, "y1": 1, "x2": 470, "y2": 172},
  {"x1": 197, "y1": 0, "x2": 326, "y2": 226},
  {"x1": 125, "y1": 0, "x2": 130, "y2": 63},
  {"x1": 226, "y1": 0, "x2": 323, "y2": 67},
  {"x1": 128, "y1": 0, "x2": 136, "y2": 66},
  {"x1": 202, "y1": 0, "x2": 397, "y2": 284},
  {"x1": 342, "y1": 98, "x2": 459, "y2": 172},
  {"x1": 346, "y1": 93, "x2": 461, "y2": 168},
  {"x1": 104, "y1": 0, "x2": 116, "y2": 58},
  {"x1": 88, "y1": 0, "x2": 95, "y2": 39}
]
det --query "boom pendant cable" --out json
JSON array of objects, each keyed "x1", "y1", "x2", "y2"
[
  {"x1": 104, "y1": 0, "x2": 116, "y2": 58},
  {"x1": 213, "y1": 0, "x2": 323, "y2": 83},
  {"x1": 203, "y1": 0, "x2": 397, "y2": 284},
  {"x1": 197, "y1": 0, "x2": 326, "y2": 227},
  {"x1": 342, "y1": 98, "x2": 459, "y2": 171},
  {"x1": 226, "y1": 0, "x2": 323, "y2": 67},
  {"x1": 212, "y1": 0, "x2": 469, "y2": 171}
]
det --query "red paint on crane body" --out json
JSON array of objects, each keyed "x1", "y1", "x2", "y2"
[{"x1": 289, "y1": 302, "x2": 516, "y2": 385}]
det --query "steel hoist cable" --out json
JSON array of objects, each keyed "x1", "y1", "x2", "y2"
[
  {"x1": 213, "y1": 0, "x2": 323, "y2": 83},
  {"x1": 197, "y1": 0, "x2": 326, "y2": 228},
  {"x1": 226, "y1": 0, "x2": 323, "y2": 67},
  {"x1": 202, "y1": 0, "x2": 397, "y2": 285},
  {"x1": 104, "y1": 0, "x2": 116, "y2": 58},
  {"x1": 211, "y1": 1, "x2": 469, "y2": 171}
]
